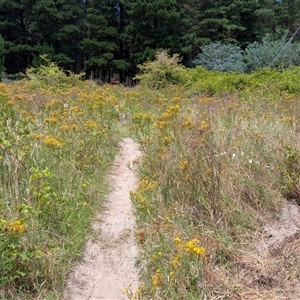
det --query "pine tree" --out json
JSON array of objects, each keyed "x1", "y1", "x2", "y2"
[
  {"x1": 0, "y1": 34, "x2": 4, "y2": 78},
  {"x1": 275, "y1": 0, "x2": 300, "y2": 41},
  {"x1": 82, "y1": 0, "x2": 122, "y2": 81},
  {"x1": 189, "y1": 0, "x2": 241, "y2": 45},
  {"x1": 30, "y1": 0, "x2": 86, "y2": 72},
  {"x1": 190, "y1": 0, "x2": 277, "y2": 47},
  {"x1": 0, "y1": 0, "x2": 36, "y2": 73},
  {"x1": 127, "y1": 0, "x2": 195, "y2": 69}
]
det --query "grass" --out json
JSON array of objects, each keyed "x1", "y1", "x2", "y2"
[
  {"x1": 1, "y1": 61, "x2": 300, "y2": 299},
  {"x1": 0, "y1": 73, "x2": 121, "y2": 299}
]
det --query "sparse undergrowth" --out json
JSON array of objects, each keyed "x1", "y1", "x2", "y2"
[{"x1": 2, "y1": 58, "x2": 300, "y2": 299}]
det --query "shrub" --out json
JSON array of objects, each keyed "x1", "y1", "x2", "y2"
[
  {"x1": 25, "y1": 55, "x2": 84, "y2": 89},
  {"x1": 134, "y1": 50, "x2": 192, "y2": 89},
  {"x1": 192, "y1": 41, "x2": 246, "y2": 73},
  {"x1": 245, "y1": 30, "x2": 300, "y2": 72}
]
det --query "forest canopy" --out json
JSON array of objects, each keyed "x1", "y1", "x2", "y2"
[{"x1": 1, "y1": 0, "x2": 300, "y2": 82}]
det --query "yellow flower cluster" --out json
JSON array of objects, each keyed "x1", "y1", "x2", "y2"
[
  {"x1": 84, "y1": 119, "x2": 98, "y2": 130},
  {"x1": 171, "y1": 254, "x2": 182, "y2": 269},
  {"x1": 31, "y1": 133, "x2": 44, "y2": 140},
  {"x1": 152, "y1": 269, "x2": 164, "y2": 287},
  {"x1": 133, "y1": 113, "x2": 152, "y2": 123},
  {"x1": 44, "y1": 117, "x2": 57, "y2": 124},
  {"x1": 185, "y1": 238, "x2": 206, "y2": 257},
  {"x1": 44, "y1": 135, "x2": 62, "y2": 148},
  {"x1": 163, "y1": 136, "x2": 171, "y2": 146},
  {"x1": 159, "y1": 105, "x2": 181, "y2": 121},
  {"x1": 1, "y1": 219, "x2": 26, "y2": 234},
  {"x1": 175, "y1": 236, "x2": 206, "y2": 259},
  {"x1": 138, "y1": 178, "x2": 157, "y2": 192},
  {"x1": 130, "y1": 191, "x2": 147, "y2": 209},
  {"x1": 154, "y1": 121, "x2": 167, "y2": 129},
  {"x1": 200, "y1": 120, "x2": 209, "y2": 130},
  {"x1": 59, "y1": 123, "x2": 78, "y2": 131},
  {"x1": 124, "y1": 283, "x2": 144, "y2": 300},
  {"x1": 71, "y1": 105, "x2": 83, "y2": 115},
  {"x1": 125, "y1": 90, "x2": 140, "y2": 102},
  {"x1": 152, "y1": 251, "x2": 163, "y2": 260},
  {"x1": 168, "y1": 104, "x2": 181, "y2": 113},
  {"x1": 179, "y1": 160, "x2": 189, "y2": 171},
  {"x1": 183, "y1": 117, "x2": 195, "y2": 128},
  {"x1": 45, "y1": 98, "x2": 62, "y2": 108},
  {"x1": 9, "y1": 220, "x2": 25, "y2": 233},
  {"x1": 6, "y1": 100, "x2": 15, "y2": 106}
]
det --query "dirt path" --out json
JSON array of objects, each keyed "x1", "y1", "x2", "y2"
[{"x1": 64, "y1": 138, "x2": 141, "y2": 300}]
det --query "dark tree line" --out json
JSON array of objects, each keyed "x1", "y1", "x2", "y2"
[{"x1": 0, "y1": 0, "x2": 300, "y2": 82}]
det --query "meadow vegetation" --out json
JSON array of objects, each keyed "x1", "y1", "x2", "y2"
[{"x1": 1, "y1": 54, "x2": 300, "y2": 299}]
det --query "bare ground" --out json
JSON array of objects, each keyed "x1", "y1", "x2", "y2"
[
  {"x1": 64, "y1": 138, "x2": 141, "y2": 300},
  {"x1": 214, "y1": 201, "x2": 300, "y2": 299}
]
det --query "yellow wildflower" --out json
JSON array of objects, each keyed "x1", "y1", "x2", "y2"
[
  {"x1": 168, "y1": 104, "x2": 180, "y2": 113},
  {"x1": 44, "y1": 117, "x2": 57, "y2": 124},
  {"x1": 171, "y1": 254, "x2": 182, "y2": 269},
  {"x1": 200, "y1": 120, "x2": 209, "y2": 129},
  {"x1": 7, "y1": 100, "x2": 15, "y2": 106},
  {"x1": 163, "y1": 136, "x2": 171, "y2": 146},
  {"x1": 84, "y1": 119, "x2": 98, "y2": 130},
  {"x1": 31, "y1": 133, "x2": 44, "y2": 140},
  {"x1": 71, "y1": 106, "x2": 83, "y2": 115},
  {"x1": 8, "y1": 220, "x2": 25, "y2": 234},
  {"x1": 183, "y1": 117, "x2": 194, "y2": 128},
  {"x1": 179, "y1": 160, "x2": 189, "y2": 170},
  {"x1": 185, "y1": 238, "x2": 206, "y2": 259},
  {"x1": 152, "y1": 269, "x2": 164, "y2": 287},
  {"x1": 169, "y1": 271, "x2": 176, "y2": 278},
  {"x1": 59, "y1": 123, "x2": 78, "y2": 131},
  {"x1": 44, "y1": 135, "x2": 62, "y2": 149},
  {"x1": 174, "y1": 236, "x2": 181, "y2": 243},
  {"x1": 155, "y1": 121, "x2": 167, "y2": 129}
]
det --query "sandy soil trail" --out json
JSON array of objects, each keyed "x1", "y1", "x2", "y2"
[{"x1": 64, "y1": 138, "x2": 141, "y2": 300}]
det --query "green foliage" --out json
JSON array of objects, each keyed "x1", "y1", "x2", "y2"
[
  {"x1": 31, "y1": 42, "x2": 55, "y2": 68},
  {"x1": 0, "y1": 218, "x2": 42, "y2": 289},
  {"x1": 280, "y1": 145, "x2": 300, "y2": 201},
  {"x1": 192, "y1": 41, "x2": 246, "y2": 72},
  {"x1": 192, "y1": 31, "x2": 300, "y2": 74},
  {"x1": 135, "y1": 50, "x2": 191, "y2": 89},
  {"x1": 0, "y1": 34, "x2": 4, "y2": 79},
  {"x1": 25, "y1": 55, "x2": 84, "y2": 89},
  {"x1": 83, "y1": 0, "x2": 122, "y2": 80},
  {"x1": 245, "y1": 30, "x2": 300, "y2": 71},
  {"x1": 30, "y1": 0, "x2": 84, "y2": 71},
  {"x1": 127, "y1": 0, "x2": 192, "y2": 65},
  {"x1": 189, "y1": 65, "x2": 300, "y2": 96}
]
